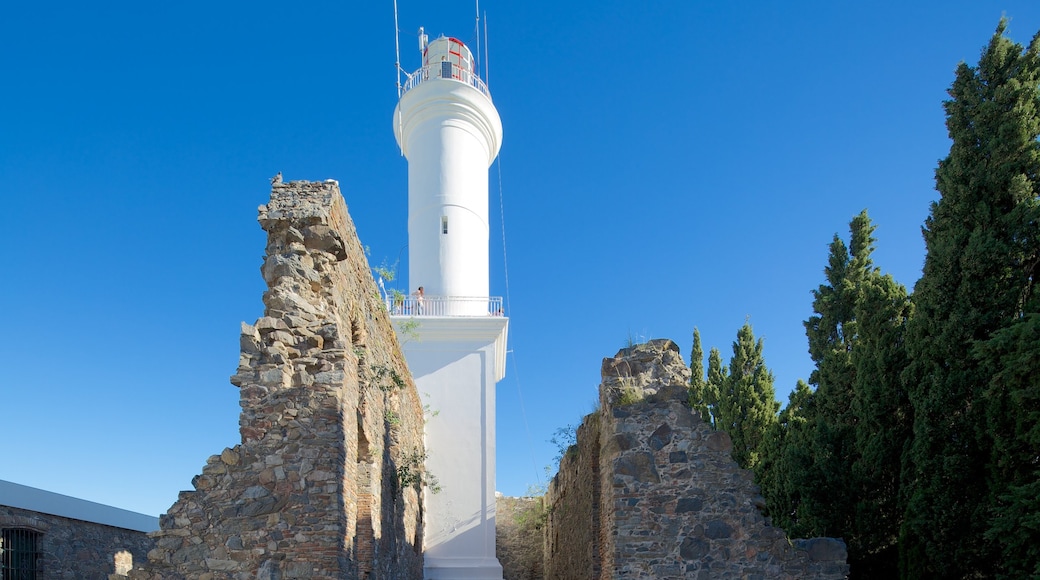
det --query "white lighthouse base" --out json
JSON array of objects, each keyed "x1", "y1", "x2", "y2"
[
  {"x1": 392, "y1": 315, "x2": 508, "y2": 580},
  {"x1": 423, "y1": 559, "x2": 503, "y2": 580}
]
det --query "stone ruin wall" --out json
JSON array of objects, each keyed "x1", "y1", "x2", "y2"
[
  {"x1": 494, "y1": 495, "x2": 545, "y2": 580},
  {"x1": 131, "y1": 180, "x2": 426, "y2": 579},
  {"x1": 544, "y1": 339, "x2": 850, "y2": 580},
  {"x1": 1, "y1": 506, "x2": 154, "y2": 579}
]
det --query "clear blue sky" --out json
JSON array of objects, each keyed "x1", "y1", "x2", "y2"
[{"x1": 3, "y1": 1, "x2": 1039, "y2": 517}]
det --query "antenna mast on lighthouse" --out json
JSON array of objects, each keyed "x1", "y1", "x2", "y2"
[{"x1": 392, "y1": 0, "x2": 402, "y2": 98}]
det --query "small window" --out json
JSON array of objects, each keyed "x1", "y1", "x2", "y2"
[
  {"x1": 1, "y1": 528, "x2": 41, "y2": 579},
  {"x1": 441, "y1": 216, "x2": 448, "y2": 235}
]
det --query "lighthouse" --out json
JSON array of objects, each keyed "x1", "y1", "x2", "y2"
[{"x1": 392, "y1": 33, "x2": 508, "y2": 580}]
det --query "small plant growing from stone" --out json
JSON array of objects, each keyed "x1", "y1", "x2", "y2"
[
  {"x1": 390, "y1": 289, "x2": 406, "y2": 313},
  {"x1": 397, "y1": 318, "x2": 421, "y2": 343},
  {"x1": 549, "y1": 424, "x2": 578, "y2": 464},
  {"x1": 423, "y1": 392, "x2": 440, "y2": 420},
  {"x1": 397, "y1": 450, "x2": 441, "y2": 494},
  {"x1": 616, "y1": 384, "x2": 644, "y2": 406},
  {"x1": 514, "y1": 495, "x2": 551, "y2": 531},
  {"x1": 373, "y1": 259, "x2": 399, "y2": 283},
  {"x1": 371, "y1": 364, "x2": 407, "y2": 392},
  {"x1": 384, "y1": 410, "x2": 401, "y2": 426}
]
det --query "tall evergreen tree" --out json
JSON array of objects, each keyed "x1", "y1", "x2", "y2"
[
  {"x1": 975, "y1": 314, "x2": 1040, "y2": 578},
  {"x1": 688, "y1": 328, "x2": 711, "y2": 423},
  {"x1": 757, "y1": 211, "x2": 912, "y2": 577},
  {"x1": 850, "y1": 265, "x2": 912, "y2": 578},
  {"x1": 757, "y1": 379, "x2": 815, "y2": 537},
  {"x1": 901, "y1": 20, "x2": 1040, "y2": 578},
  {"x1": 718, "y1": 323, "x2": 778, "y2": 470},
  {"x1": 704, "y1": 346, "x2": 727, "y2": 430},
  {"x1": 796, "y1": 212, "x2": 877, "y2": 544}
]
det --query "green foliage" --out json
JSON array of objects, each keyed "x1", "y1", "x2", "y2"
[
  {"x1": 391, "y1": 288, "x2": 406, "y2": 310},
  {"x1": 688, "y1": 328, "x2": 711, "y2": 422},
  {"x1": 801, "y1": 213, "x2": 875, "y2": 542},
  {"x1": 397, "y1": 449, "x2": 440, "y2": 493},
  {"x1": 901, "y1": 20, "x2": 1040, "y2": 578},
  {"x1": 513, "y1": 495, "x2": 551, "y2": 531},
  {"x1": 849, "y1": 266, "x2": 911, "y2": 578},
  {"x1": 371, "y1": 364, "x2": 407, "y2": 392},
  {"x1": 716, "y1": 322, "x2": 778, "y2": 470},
  {"x1": 549, "y1": 423, "x2": 579, "y2": 464},
  {"x1": 757, "y1": 379, "x2": 814, "y2": 536},
  {"x1": 374, "y1": 259, "x2": 398, "y2": 282},
  {"x1": 753, "y1": 211, "x2": 911, "y2": 577},
  {"x1": 702, "y1": 347, "x2": 726, "y2": 430},
  {"x1": 420, "y1": 392, "x2": 440, "y2": 422},
  {"x1": 615, "y1": 384, "x2": 643, "y2": 406},
  {"x1": 975, "y1": 314, "x2": 1040, "y2": 578},
  {"x1": 396, "y1": 318, "x2": 421, "y2": 343}
]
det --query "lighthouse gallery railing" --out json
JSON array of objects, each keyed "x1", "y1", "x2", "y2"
[
  {"x1": 402, "y1": 63, "x2": 491, "y2": 99},
  {"x1": 387, "y1": 295, "x2": 504, "y2": 317}
]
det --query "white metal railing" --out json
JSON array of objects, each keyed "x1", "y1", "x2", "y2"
[
  {"x1": 402, "y1": 63, "x2": 491, "y2": 99},
  {"x1": 387, "y1": 295, "x2": 504, "y2": 317}
]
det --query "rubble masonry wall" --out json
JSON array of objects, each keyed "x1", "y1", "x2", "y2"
[
  {"x1": 544, "y1": 339, "x2": 849, "y2": 580},
  {"x1": 131, "y1": 180, "x2": 426, "y2": 580}
]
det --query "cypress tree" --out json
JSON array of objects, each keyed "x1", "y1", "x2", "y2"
[
  {"x1": 976, "y1": 314, "x2": 1040, "y2": 578},
  {"x1": 850, "y1": 263, "x2": 912, "y2": 578},
  {"x1": 901, "y1": 20, "x2": 1040, "y2": 578},
  {"x1": 704, "y1": 346, "x2": 727, "y2": 430},
  {"x1": 719, "y1": 323, "x2": 779, "y2": 470},
  {"x1": 759, "y1": 210, "x2": 912, "y2": 576},
  {"x1": 797, "y1": 213, "x2": 876, "y2": 544},
  {"x1": 688, "y1": 328, "x2": 711, "y2": 423},
  {"x1": 758, "y1": 379, "x2": 815, "y2": 537}
]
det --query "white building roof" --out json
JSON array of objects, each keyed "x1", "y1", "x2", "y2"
[{"x1": 0, "y1": 480, "x2": 159, "y2": 532}]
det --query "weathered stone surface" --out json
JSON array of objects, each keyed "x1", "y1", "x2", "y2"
[
  {"x1": 705, "y1": 519, "x2": 734, "y2": 539},
  {"x1": 615, "y1": 452, "x2": 660, "y2": 483},
  {"x1": 680, "y1": 536, "x2": 710, "y2": 560},
  {"x1": 0, "y1": 506, "x2": 154, "y2": 580},
  {"x1": 706, "y1": 430, "x2": 733, "y2": 453},
  {"x1": 599, "y1": 338, "x2": 691, "y2": 407},
  {"x1": 131, "y1": 180, "x2": 426, "y2": 580},
  {"x1": 496, "y1": 495, "x2": 545, "y2": 580},
  {"x1": 676, "y1": 497, "x2": 703, "y2": 513},
  {"x1": 544, "y1": 340, "x2": 850, "y2": 579}
]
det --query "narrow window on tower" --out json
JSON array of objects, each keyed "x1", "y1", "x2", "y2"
[{"x1": 441, "y1": 216, "x2": 448, "y2": 234}]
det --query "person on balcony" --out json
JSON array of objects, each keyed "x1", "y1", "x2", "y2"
[{"x1": 413, "y1": 286, "x2": 425, "y2": 314}]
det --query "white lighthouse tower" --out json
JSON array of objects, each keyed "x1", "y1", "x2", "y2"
[{"x1": 392, "y1": 32, "x2": 507, "y2": 580}]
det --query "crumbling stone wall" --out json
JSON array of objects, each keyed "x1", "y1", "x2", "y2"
[
  {"x1": 132, "y1": 180, "x2": 426, "y2": 579},
  {"x1": 495, "y1": 495, "x2": 545, "y2": 580},
  {"x1": 1, "y1": 506, "x2": 153, "y2": 579},
  {"x1": 542, "y1": 414, "x2": 600, "y2": 579},
  {"x1": 544, "y1": 339, "x2": 849, "y2": 579}
]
